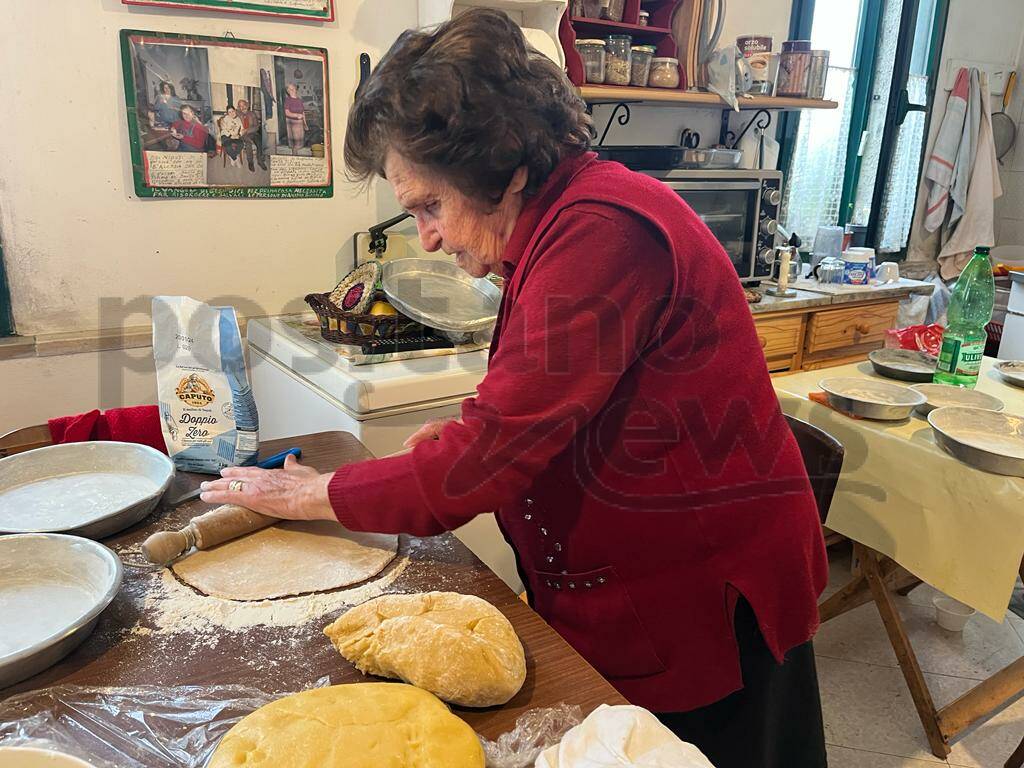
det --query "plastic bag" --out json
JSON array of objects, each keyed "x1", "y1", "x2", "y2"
[
  {"x1": 0, "y1": 678, "x2": 329, "y2": 767},
  {"x1": 479, "y1": 704, "x2": 583, "y2": 768},
  {"x1": 885, "y1": 323, "x2": 945, "y2": 356}
]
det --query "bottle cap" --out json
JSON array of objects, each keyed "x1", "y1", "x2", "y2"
[{"x1": 976, "y1": 246, "x2": 991, "y2": 255}]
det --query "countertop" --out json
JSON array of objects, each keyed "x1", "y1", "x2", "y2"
[
  {"x1": 749, "y1": 277, "x2": 935, "y2": 314},
  {"x1": 0, "y1": 431, "x2": 625, "y2": 744}
]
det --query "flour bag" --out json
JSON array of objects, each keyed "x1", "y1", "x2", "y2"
[{"x1": 152, "y1": 296, "x2": 259, "y2": 473}]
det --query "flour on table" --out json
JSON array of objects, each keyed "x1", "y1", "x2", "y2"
[{"x1": 130, "y1": 554, "x2": 410, "y2": 638}]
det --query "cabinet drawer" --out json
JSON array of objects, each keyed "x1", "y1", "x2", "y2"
[
  {"x1": 805, "y1": 302, "x2": 898, "y2": 354},
  {"x1": 753, "y1": 315, "x2": 803, "y2": 359}
]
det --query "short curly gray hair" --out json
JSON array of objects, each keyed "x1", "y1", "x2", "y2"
[{"x1": 344, "y1": 9, "x2": 592, "y2": 205}]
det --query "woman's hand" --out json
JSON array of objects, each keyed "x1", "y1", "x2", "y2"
[
  {"x1": 198, "y1": 454, "x2": 335, "y2": 521},
  {"x1": 403, "y1": 417, "x2": 460, "y2": 448}
]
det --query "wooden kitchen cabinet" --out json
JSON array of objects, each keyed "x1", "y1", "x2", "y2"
[
  {"x1": 754, "y1": 299, "x2": 902, "y2": 374},
  {"x1": 753, "y1": 315, "x2": 805, "y2": 372}
]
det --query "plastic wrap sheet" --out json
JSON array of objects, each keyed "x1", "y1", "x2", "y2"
[
  {"x1": 0, "y1": 684, "x2": 580, "y2": 768},
  {"x1": 0, "y1": 678, "x2": 329, "y2": 767},
  {"x1": 480, "y1": 704, "x2": 583, "y2": 768}
]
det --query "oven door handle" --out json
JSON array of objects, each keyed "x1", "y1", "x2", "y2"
[{"x1": 664, "y1": 181, "x2": 762, "y2": 191}]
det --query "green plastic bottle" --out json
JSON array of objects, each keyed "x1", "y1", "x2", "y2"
[{"x1": 933, "y1": 246, "x2": 995, "y2": 388}]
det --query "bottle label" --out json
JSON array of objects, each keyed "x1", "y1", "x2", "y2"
[{"x1": 937, "y1": 337, "x2": 984, "y2": 377}]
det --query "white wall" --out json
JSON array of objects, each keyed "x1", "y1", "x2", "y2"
[
  {"x1": 0, "y1": 0, "x2": 416, "y2": 338},
  {"x1": 0, "y1": 0, "x2": 417, "y2": 433}
]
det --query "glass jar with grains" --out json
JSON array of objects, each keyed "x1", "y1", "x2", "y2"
[
  {"x1": 605, "y1": 35, "x2": 632, "y2": 86},
  {"x1": 649, "y1": 57, "x2": 680, "y2": 88},
  {"x1": 630, "y1": 45, "x2": 656, "y2": 87},
  {"x1": 575, "y1": 39, "x2": 607, "y2": 84},
  {"x1": 601, "y1": 0, "x2": 626, "y2": 22}
]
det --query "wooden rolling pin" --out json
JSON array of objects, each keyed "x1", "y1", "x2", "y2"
[{"x1": 141, "y1": 504, "x2": 277, "y2": 566}]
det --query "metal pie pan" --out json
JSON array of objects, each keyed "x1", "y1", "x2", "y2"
[
  {"x1": 867, "y1": 348, "x2": 937, "y2": 383},
  {"x1": 819, "y1": 376, "x2": 925, "y2": 420},
  {"x1": 382, "y1": 258, "x2": 501, "y2": 333},
  {"x1": 0, "y1": 534, "x2": 123, "y2": 690},
  {"x1": 928, "y1": 406, "x2": 1024, "y2": 477},
  {"x1": 909, "y1": 383, "x2": 1005, "y2": 416},
  {"x1": 995, "y1": 360, "x2": 1024, "y2": 389},
  {"x1": 0, "y1": 442, "x2": 174, "y2": 538}
]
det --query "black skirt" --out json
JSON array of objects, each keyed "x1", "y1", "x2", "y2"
[{"x1": 656, "y1": 599, "x2": 827, "y2": 768}]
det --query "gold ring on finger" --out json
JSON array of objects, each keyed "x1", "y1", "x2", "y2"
[{"x1": 229, "y1": 479, "x2": 245, "y2": 493}]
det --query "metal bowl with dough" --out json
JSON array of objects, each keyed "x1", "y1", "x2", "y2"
[
  {"x1": 995, "y1": 360, "x2": 1024, "y2": 389},
  {"x1": 909, "y1": 383, "x2": 1005, "y2": 416},
  {"x1": 819, "y1": 377, "x2": 926, "y2": 420},
  {"x1": 0, "y1": 748, "x2": 97, "y2": 767},
  {"x1": 867, "y1": 348, "x2": 937, "y2": 382},
  {"x1": 0, "y1": 441, "x2": 174, "y2": 538},
  {"x1": 928, "y1": 406, "x2": 1024, "y2": 477},
  {"x1": 0, "y1": 534, "x2": 123, "y2": 689}
]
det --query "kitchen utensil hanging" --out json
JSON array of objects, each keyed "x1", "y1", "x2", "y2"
[{"x1": 993, "y1": 70, "x2": 1017, "y2": 163}]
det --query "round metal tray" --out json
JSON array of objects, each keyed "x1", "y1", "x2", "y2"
[
  {"x1": 909, "y1": 383, "x2": 1004, "y2": 416},
  {"x1": 0, "y1": 442, "x2": 174, "y2": 538},
  {"x1": 819, "y1": 377, "x2": 925, "y2": 421},
  {"x1": 995, "y1": 360, "x2": 1024, "y2": 389},
  {"x1": 928, "y1": 406, "x2": 1024, "y2": 477},
  {"x1": 867, "y1": 348, "x2": 937, "y2": 383},
  {"x1": 0, "y1": 534, "x2": 123, "y2": 689},
  {"x1": 382, "y1": 258, "x2": 500, "y2": 333}
]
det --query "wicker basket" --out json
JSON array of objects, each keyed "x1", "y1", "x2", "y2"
[{"x1": 305, "y1": 292, "x2": 424, "y2": 344}]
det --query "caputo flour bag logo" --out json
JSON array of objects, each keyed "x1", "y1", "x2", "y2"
[
  {"x1": 153, "y1": 296, "x2": 259, "y2": 475},
  {"x1": 176, "y1": 374, "x2": 216, "y2": 407}
]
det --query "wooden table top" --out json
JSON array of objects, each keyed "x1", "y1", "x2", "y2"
[{"x1": 2, "y1": 431, "x2": 625, "y2": 742}]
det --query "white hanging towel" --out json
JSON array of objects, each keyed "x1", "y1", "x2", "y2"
[
  {"x1": 937, "y1": 70, "x2": 1002, "y2": 279},
  {"x1": 923, "y1": 67, "x2": 970, "y2": 232},
  {"x1": 949, "y1": 69, "x2": 981, "y2": 227},
  {"x1": 535, "y1": 704, "x2": 716, "y2": 768}
]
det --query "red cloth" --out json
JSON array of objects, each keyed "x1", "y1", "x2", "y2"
[
  {"x1": 48, "y1": 406, "x2": 166, "y2": 455},
  {"x1": 327, "y1": 153, "x2": 827, "y2": 712},
  {"x1": 171, "y1": 118, "x2": 209, "y2": 150}
]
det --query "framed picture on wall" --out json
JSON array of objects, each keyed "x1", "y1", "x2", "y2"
[
  {"x1": 120, "y1": 29, "x2": 332, "y2": 198},
  {"x1": 121, "y1": 0, "x2": 334, "y2": 22}
]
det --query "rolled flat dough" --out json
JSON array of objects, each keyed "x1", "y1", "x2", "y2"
[
  {"x1": 324, "y1": 591, "x2": 526, "y2": 707},
  {"x1": 172, "y1": 520, "x2": 398, "y2": 601},
  {"x1": 209, "y1": 683, "x2": 485, "y2": 768}
]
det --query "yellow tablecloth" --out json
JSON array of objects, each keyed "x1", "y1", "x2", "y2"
[{"x1": 774, "y1": 358, "x2": 1024, "y2": 620}]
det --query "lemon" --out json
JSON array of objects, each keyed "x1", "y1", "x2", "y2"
[{"x1": 369, "y1": 300, "x2": 398, "y2": 317}]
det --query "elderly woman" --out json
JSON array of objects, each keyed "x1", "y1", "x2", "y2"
[{"x1": 201, "y1": 10, "x2": 828, "y2": 768}]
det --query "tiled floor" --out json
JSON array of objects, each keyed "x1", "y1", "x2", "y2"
[{"x1": 817, "y1": 548, "x2": 1024, "y2": 766}]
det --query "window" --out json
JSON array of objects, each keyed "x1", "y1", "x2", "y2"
[
  {"x1": 0, "y1": 242, "x2": 13, "y2": 337},
  {"x1": 781, "y1": 0, "x2": 950, "y2": 255}
]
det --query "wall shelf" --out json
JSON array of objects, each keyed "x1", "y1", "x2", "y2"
[
  {"x1": 568, "y1": 16, "x2": 671, "y2": 37},
  {"x1": 579, "y1": 85, "x2": 839, "y2": 110}
]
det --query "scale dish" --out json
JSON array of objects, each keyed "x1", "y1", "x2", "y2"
[
  {"x1": 928, "y1": 406, "x2": 1024, "y2": 477},
  {"x1": 995, "y1": 360, "x2": 1024, "y2": 389},
  {"x1": 0, "y1": 534, "x2": 123, "y2": 689},
  {"x1": 867, "y1": 348, "x2": 937, "y2": 382},
  {"x1": 819, "y1": 377, "x2": 926, "y2": 420},
  {"x1": 909, "y1": 383, "x2": 1005, "y2": 416},
  {"x1": 382, "y1": 258, "x2": 500, "y2": 333},
  {"x1": 0, "y1": 442, "x2": 173, "y2": 538}
]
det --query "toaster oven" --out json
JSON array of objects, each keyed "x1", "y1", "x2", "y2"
[{"x1": 645, "y1": 169, "x2": 783, "y2": 284}]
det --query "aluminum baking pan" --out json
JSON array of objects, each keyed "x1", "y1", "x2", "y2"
[
  {"x1": 928, "y1": 406, "x2": 1024, "y2": 477},
  {"x1": 819, "y1": 377, "x2": 925, "y2": 421},
  {"x1": 0, "y1": 441, "x2": 174, "y2": 539},
  {"x1": 995, "y1": 360, "x2": 1024, "y2": 389},
  {"x1": 867, "y1": 348, "x2": 937, "y2": 383},
  {"x1": 0, "y1": 534, "x2": 123, "y2": 689},
  {"x1": 910, "y1": 383, "x2": 1004, "y2": 416},
  {"x1": 382, "y1": 258, "x2": 501, "y2": 333}
]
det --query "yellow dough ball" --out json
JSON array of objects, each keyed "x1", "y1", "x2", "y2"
[
  {"x1": 209, "y1": 683, "x2": 484, "y2": 768},
  {"x1": 369, "y1": 300, "x2": 398, "y2": 316}
]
